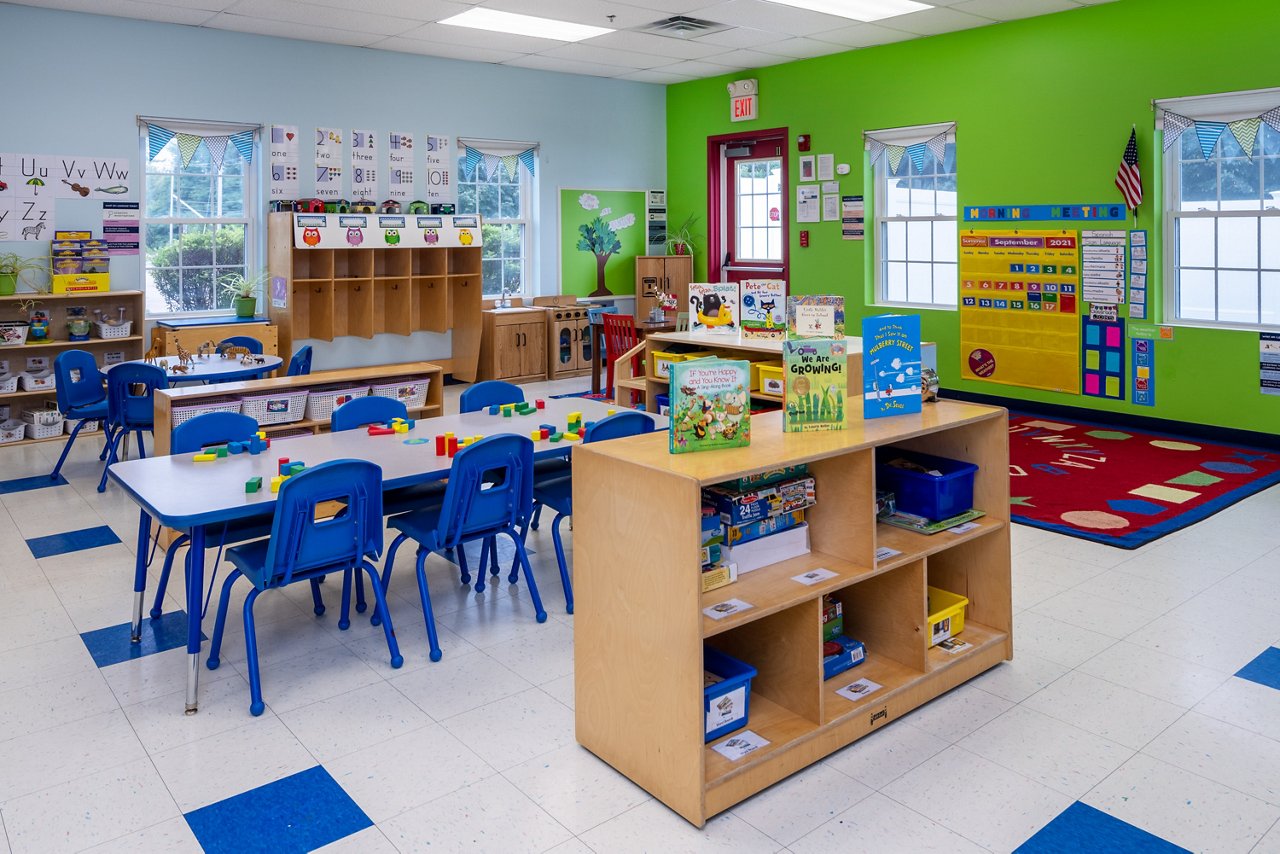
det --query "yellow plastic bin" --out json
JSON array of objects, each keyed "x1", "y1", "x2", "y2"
[
  {"x1": 926, "y1": 586, "x2": 968, "y2": 646},
  {"x1": 757, "y1": 363, "x2": 785, "y2": 395},
  {"x1": 651, "y1": 350, "x2": 716, "y2": 380},
  {"x1": 750, "y1": 360, "x2": 782, "y2": 391}
]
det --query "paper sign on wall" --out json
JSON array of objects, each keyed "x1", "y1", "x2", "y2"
[
  {"x1": 350, "y1": 129, "x2": 377, "y2": 199},
  {"x1": 1262, "y1": 332, "x2": 1280, "y2": 396},
  {"x1": 314, "y1": 127, "x2": 344, "y2": 199},
  {"x1": 1132, "y1": 337, "x2": 1156, "y2": 406},
  {"x1": 424, "y1": 134, "x2": 455, "y2": 204},
  {"x1": 269, "y1": 125, "x2": 299, "y2": 200},
  {"x1": 796, "y1": 184, "x2": 819, "y2": 223},
  {"x1": 841, "y1": 195, "x2": 864, "y2": 240},
  {"x1": 388, "y1": 131, "x2": 416, "y2": 201}
]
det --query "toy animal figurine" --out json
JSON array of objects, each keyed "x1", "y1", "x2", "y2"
[
  {"x1": 142, "y1": 344, "x2": 159, "y2": 365},
  {"x1": 175, "y1": 343, "x2": 194, "y2": 368},
  {"x1": 240, "y1": 354, "x2": 267, "y2": 365},
  {"x1": 221, "y1": 345, "x2": 250, "y2": 360},
  {"x1": 197, "y1": 340, "x2": 216, "y2": 357},
  {"x1": 171, "y1": 364, "x2": 190, "y2": 375},
  {"x1": 921, "y1": 367, "x2": 940, "y2": 402}
]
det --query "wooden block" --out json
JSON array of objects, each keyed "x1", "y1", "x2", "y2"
[
  {"x1": 245, "y1": 477, "x2": 263, "y2": 493},
  {"x1": 192, "y1": 453, "x2": 217, "y2": 462}
]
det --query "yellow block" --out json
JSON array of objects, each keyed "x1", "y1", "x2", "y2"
[
  {"x1": 563, "y1": 433, "x2": 580, "y2": 442},
  {"x1": 192, "y1": 453, "x2": 217, "y2": 462}
]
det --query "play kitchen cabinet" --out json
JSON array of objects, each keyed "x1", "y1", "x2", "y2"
[
  {"x1": 478, "y1": 307, "x2": 548, "y2": 383},
  {"x1": 635, "y1": 255, "x2": 692, "y2": 321},
  {"x1": 546, "y1": 305, "x2": 595, "y2": 379}
]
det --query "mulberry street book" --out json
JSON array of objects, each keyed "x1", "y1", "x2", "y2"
[
  {"x1": 669, "y1": 358, "x2": 752, "y2": 453},
  {"x1": 862, "y1": 314, "x2": 922, "y2": 418},
  {"x1": 783, "y1": 339, "x2": 848, "y2": 432}
]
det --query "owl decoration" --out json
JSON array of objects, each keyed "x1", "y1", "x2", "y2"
[
  {"x1": 384, "y1": 229, "x2": 401, "y2": 245},
  {"x1": 458, "y1": 229, "x2": 473, "y2": 246},
  {"x1": 302, "y1": 227, "x2": 321, "y2": 247},
  {"x1": 346, "y1": 227, "x2": 364, "y2": 247},
  {"x1": 423, "y1": 228, "x2": 439, "y2": 245}
]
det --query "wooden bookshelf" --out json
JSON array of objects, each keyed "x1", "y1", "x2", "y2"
[{"x1": 573, "y1": 401, "x2": 1011, "y2": 826}]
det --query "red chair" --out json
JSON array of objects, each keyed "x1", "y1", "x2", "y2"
[{"x1": 602, "y1": 313, "x2": 641, "y2": 405}]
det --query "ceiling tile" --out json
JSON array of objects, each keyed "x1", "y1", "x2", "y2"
[
  {"x1": 752, "y1": 36, "x2": 847, "y2": 59},
  {"x1": 690, "y1": 25, "x2": 777, "y2": 48},
  {"x1": 702, "y1": 47, "x2": 792, "y2": 67},
  {"x1": 617, "y1": 68, "x2": 698, "y2": 84},
  {"x1": 204, "y1": 12, "x2": 384, "y2": 44},
  {"x1": 536, "y1": 42, "x2": 677, "y2": 68},
  {"x1": 397, "y1": 20, "x2": 565, "y2": 52},
  {"x1": 615, "y1": 0, "x2": 713, "y2": 13},
  {"x1": 578, "y1": 29, "x2": 725, "y2": 59},
  {"x1": 18, "y1": 0, "x2": 225, "y2": 22},
  {"x1": 815, "y1": 21, "x2": 918, "y2": 47},
  {"x1": 685, "y1": 0, "x2": 858, "y2": 37},
  {"x1": 478, "y1": 0, "x2": 657, "y2": 29},
  {"x1": 951, "y1": 0, "x2": 1080, "y2": 19},
  {"x1": 874, "y1": 5, "x2": 994, "y2": 35},
  {"x1": 503, "y1": 53, "x2": 635, "y2": 77},
  {"x1": 658, "y1": 57, "x2": 742, "y2": 77},
  {"x1": 300, "y1": 0, "x2": 472, "y2": 21},
  {"x1": 223, "y1": 0, "x2": 419, "y2": 36},
  {"x1": 369, "y1": 36, "x2": 526, "y2": 62}
]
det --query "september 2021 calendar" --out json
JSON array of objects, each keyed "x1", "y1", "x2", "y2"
[{"x1": 959, "y1": 229, "x2": 1081, "y2": 394}]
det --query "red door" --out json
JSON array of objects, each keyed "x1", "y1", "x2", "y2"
[{"x1": 708, "y1": 130, "x2": 788, "y2": 285}]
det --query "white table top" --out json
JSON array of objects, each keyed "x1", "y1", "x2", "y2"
[
  {"x1": 109, "y1": 397, "x2": 665, "y2": 528},
  {"x1": 111, "y1": 353, "x2": 284, "y2": 382},
  {"x1": 644, "y1": 329, "x2": 865, "y2": 355}
]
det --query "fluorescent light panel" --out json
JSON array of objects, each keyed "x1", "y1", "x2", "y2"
[
  {"x1": 764, "y1": 0, "x2": 932, "y2": 22},
  {"x1": 438, "y1": 8, "x2": 613, "y2": 42}
]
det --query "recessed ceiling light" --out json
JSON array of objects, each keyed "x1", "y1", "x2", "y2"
[
  {"x1": 438, "y1": 8, "x2": 613, "y2": 42},
  {"x1": 764, "y1": 0, "x2": 932, "y2": 22}
]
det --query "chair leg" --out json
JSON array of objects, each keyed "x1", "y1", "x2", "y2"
[
  {"x1": 135, "y1": 429, "x2": 147, "y2": 459},
  {"x1": 242, "y1": 587, "x2": 266, "y2": 716},
  {"x1": 354, "y1": 568, "x2": 367, "y2": 614},
  {"x1": 414, "y1": 547, "x2": 443, "y2": 662},
  {"x1": 150, "y1": 534, "x2": 189, "y2": 620},
  {"x1": 96, "y1": 429, "x2": 121, "y2": 493},
  {"x1": 509, "y1": 530, "x2": 547, "y2": 623},
  {"x1": 551, "y1": 512, "x2": 573, "y2": 615},
  {"x1": 475, "y1": 537, "x2": 493, "y2": 593},
  {"x1": 98, "y1": 425, "x2": 114, "y2": 461},
  {"x1": 359, "y1": 561, "x2": 403, "y2": 669},
  {"x1": 338, "y1": 567, "x2": 353, "y2": 631},
  {"x1": 309, "y1": 577, "x2": 325, "y2": 616},
  {"x1": 206, "y1": 569, "x2": 243, "y2": 670},
  {"x1": 51, "y1": 419, "x2": 86, "y2": 480},
  {"x1": 456, "y1": 542, "x2": 472, "y2": 586},
  {"x1": 372, "y1": 532, "x2": 409, "y2": 628},
  {"x1": 508, "y1": 525, "x2": 525, "y2": 585},
  {"x1": 489, "y1": 535, "x2": 500, "y2": 577},
  {"x1": 530, "y1": 501, "x2": 544, "y2": 531}
]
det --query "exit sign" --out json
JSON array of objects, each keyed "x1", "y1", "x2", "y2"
[{"x1": 731, "y1": 94, "x2": 758, "y2": 122}]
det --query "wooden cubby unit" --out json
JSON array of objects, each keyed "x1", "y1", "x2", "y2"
[{"x1": 574, "y1": 401, "x2": 1011, "y2": 826}]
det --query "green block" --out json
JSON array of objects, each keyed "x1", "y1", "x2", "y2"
[
  {"x1": 550, "y1": 432, "x2": 563, "y2": 442},
  {"x1": 503, "y1": 408, "x2": 512, "y2": 417},
  {"x1": 215, "y1": 447, "x2": 228, "y2": 458},
  {"x1": 245, "y1": 477, "x2": 262, "y2": 494}
]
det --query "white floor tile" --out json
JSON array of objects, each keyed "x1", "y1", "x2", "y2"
[
  {"x1": 380, "y1": 775, "x2": 573, "y2": 853},
  {"x1": 0, "y1": 635, "x2": 97, "y2": 695},
  {"x1": 1078, "y1": 567, "x2": 1204, "y2": 613},
  {"x1": 0, "y1": 605, "x2": 77, "y2": 655},
  {"x1": 881, "y1": 745, "x2": 1072, "y2": 852},
  {"x1": 729, "y1": 762, "x2": 872, "y2": 846},
  {"x1": 277, "y1": 681, "x2": 432, "y2": 763},
  {"x1": 1146, "y1": 711, "x2": 1280, "y2": 806},
  {"x1": 1011, "y1": 570, "x2": 1071, "y2": 612},
  {"x1": 1029, "y1": 586, "x2": 1161, "y2": 639},
  {"x1": 440, "y1": 686, "x2": 577, "y2": 772},
  {"x1": 1077, "y1": 640, "x2": 1230, "y2": 708},
  {"x1": 1013, "y1": 546, "x2": 1110, "y2": 586},
  {"x1": 1010, "y1": 611, "x2": 1117, "y2": 668},
  {"x1": 324, "y1": 723, "x2": 495, "y2": 823},
  {"x1": 897, "y1": 684, "x2": 1013, "y2": 743},
  {"x1": 122, "y1": 672, "x2": 269, "y2": 754},
  {"x1": 1022, "y1": 670, "x2": 1186, "y2": 750},
  {"x1": 311, "y1": 826, "x2": 399, "y2": 853},
  {"x1": 100, "y1": 645, "x2": 241, "y2": 707},
  {"x1": 1084, "y1": 753, "x2": 1280, "y2": 854},
  {"x1": 822, "y1": 719, "x2": 950, "y2": 789},
  {"x1": 1253, "y1": 819, "x2": 1280, "y2": 853},
  {"x1": 0, "y1": 757, "x2": 178, "y2": 854},
  {"x1": 243, "y1": 644, "x2": 386, "y2": 714},
  {"x1": 958, "y1": 705, "x2": 1133, "y2": 799},
  {"x1": 0, "y1": 709, "x2": 144, "y2": 802},
  {"x1": 490, "y1": 619, "x2": 575, "y2": 686},
  {"x1": 579, "y1": 799, "x2": 782, "y2": 854},
  {"x1": 79, "y1": 816, "x2": 203, "y2": 853},
  {"x1": 790, "y1": 792, "x2": 988, "y2": 854},
  {"x1": 1195, "y1": 677, "x2": 1280, "y2": 744},
  {"x1": 0, "y1": 669, "x2": 119, "y2": 744},
  {"x1": 541, "y1": 673, "x2": 575, "y2": 709},
  {"x1": 503, "y1": 743, "x2": 652, "y2": 836},
  {"x1": 1129, "y1": 617, "x2": 1273, "y2": 673},
  {"x1": 390, "y1": 649, "x2": 534, "y2": 721},
  {"x1": 966, "y1": 650, "x2": 1069, "y2": 703},
  {"x1": 436, "y1": 593, "x2": 552, "y2": 650}
]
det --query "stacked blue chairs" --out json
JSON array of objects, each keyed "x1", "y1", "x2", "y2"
[
  {"x1": 532, "y1": 410, "x2": 656, "y2": 613},
  {"x1": 50, "y1": 350, "x2": 111, "y2": 481},
  {"x1": 381, "y1": 434, "x2": 546, "y2": 661},
  {"x1": 218, "y1": 335, "x2": 263, "y2": 354},
  {"x1": 97, "y1": 363, "x2": 167, "y2": 493},
  {"x1": 207, "y1": 459, "x2": 402, "y2": 715},
  {"x1": 286, "y1": 345, "x2": 313, "y2": 377}
]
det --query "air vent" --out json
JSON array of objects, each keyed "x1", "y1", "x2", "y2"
[{"x1": 640, "y1": 15, "x2": 730, "y2": 39}]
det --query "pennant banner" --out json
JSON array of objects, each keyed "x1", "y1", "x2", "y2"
[
  {"x1": 1161, "y1": 112, "x2": 1194, "y2": 151},
  {"x1": 865, "y1": 137, "x2": 886, "y2": 163},
  {"x1": 1229, "y1": 118, "x2": 1261, "y2": 160},
  {"x1": 1161, "y1": 107, "x2": 1280, "y2": 159},
  {"x1": 864, "y1": 126, "x2": 952, "y2": 175},
  {"x1": 1195, "y1": 121, "x2": 1228, "y2": 160},
  {"x1": 230, "y1": 130, "x2": 254, "y2": 163},
  {"x1": 462, "y1": 144, "x2": 537, "y2": 180},
  {"x1": 517, "y1": 148, "x2": 536, "y2": 177},
  {"x1": 463, "y1": 145, "x2": 484, "y2": 176},
  {"x1": 176, "y1": 133, "x2": 203, "y2": 168},
  {"x1": 886, "y1": 144, "x2": 906, "y2": 175},
  {"x1": 147, "y1": 124, "x2": 175, "y2": 160},
  {"x1": 906, "y1": 142, "x2": 927, "y2": 173},
  {"x1": 500, "y1": 153, "x2": 519, "y2": 180},
  {"x1": 145, "y1": 123, "x2": 255, "y2": 164},
  {"x1": 926, "y1": 132, "x2": 947, "y2": 164},
  {"x1": 203, "y1": 135, "x2": 229, "y2": 171}
]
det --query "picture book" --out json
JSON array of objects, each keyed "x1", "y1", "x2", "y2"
[
  {"x1": 786, "y1": 294, "x2": 844, "y2": 339},
  {"x1": 689, "y1": 282, "x2": 739, "y2": 334},
  {"x1": 782, "y1": 339, "x2": 848, "y2": 432},
  {"x1": 862, "y1": 314, "x2": 922, "y2": 418},
  {"x1": 740, "y1": 280, "x2": 786, "y2": 339},
  {"x1": 669, "y1": 358, "x2": 751, "y2": 454}
]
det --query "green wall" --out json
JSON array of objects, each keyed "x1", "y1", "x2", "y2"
[{"x1": 666, "y1": 0, "x2": 1280, "y2": 434}]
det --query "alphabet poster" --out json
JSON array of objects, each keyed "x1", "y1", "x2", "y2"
[
  {"x1": 269, "y1": 125, "x2": 299, "y2": 200},
  {"x1": 959, "y1": 229, "x2": 1081, "y2": 394}
]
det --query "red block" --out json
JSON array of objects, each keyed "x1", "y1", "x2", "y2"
[
  {"x1": 367, "y1": 426, "x2": 395, "y2": 436},
  {"x1": 540, "y1": 428, "x2": 550, "y2": 440},
  {"x1": 535, "y1": 399, "x2": 545, "y2": 409},
  {"x1": 435, "y1": 435, "x2": 447, "y2": 455}
]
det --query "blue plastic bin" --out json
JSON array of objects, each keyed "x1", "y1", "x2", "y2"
[
  {"x1": 703, "y1": 646, "x2": 758, "y2": 743},
  {"x1": 656, "y1": 393, "x2": 670, "y2": 415},
  {"x1": 876, "y1": 448, "x2": 978, "y2": 521}
]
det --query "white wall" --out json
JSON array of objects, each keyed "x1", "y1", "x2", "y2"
[{"x1": 0, "y1": 4, "x2": 666, "y2": 369}]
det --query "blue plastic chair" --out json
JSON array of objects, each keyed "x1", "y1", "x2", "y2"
[
  {"x1": 97, "y1": 363, "x2": 167, "y2": 493},
  {"x1": 148, "y1": 413, "x2": 321, "y2": 621},
  {"x1": 458, "y1": 380, "x2": 523, "y2": 414},
  {"x1": 532, "y1": 411, "x2": 656, "y2": 614},
  {"x1": 330, "y1": 395, "x2": 406, "y2": 432},
  {"x1": 50, "y1": 350, "x2": 111, "y2": 480},
  {"x1": 381, "y1": 434, "x2": 547, "y2": 661},
  {"x1": 207, "y1": 459, "x2": 402, "y2": 715},
  {"x1": 286, "y1": 345, "x2": 313, "y2": 377},
  {"x1": 218, "y1": 335, "x2": 263, "y2": 355}
]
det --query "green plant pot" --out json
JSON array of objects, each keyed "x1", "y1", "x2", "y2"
[
  {"x1": 234, "y1": 296, "x2": 257, "y2": 318},
  {"x1": 0, "y1": 274, "x2": 16, "y2": 296}
]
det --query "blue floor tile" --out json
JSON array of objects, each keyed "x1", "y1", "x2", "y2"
[
  {"x1": 1235, "y1": 646, "x2": 1280, "y2": 691},
  {"x1": 1017, "y1": 802, "x2": 1190, "y2": 853},
  {"x1": 26, "y1": 525, "x2": 120, "y2": 559},
  {"x1": 0, "y1": 473, "x2": 67, "y2": 495},
  {"x1": 80, "y1": 610, "x2": 205, "y2": 669},
  {"x1": 185, "y1": 766, "x2": 371, "y2": 854}
]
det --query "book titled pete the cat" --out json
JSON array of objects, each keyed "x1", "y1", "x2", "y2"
[{"x1": 740, "y1": 279, "x2": 786, "y2": 339}]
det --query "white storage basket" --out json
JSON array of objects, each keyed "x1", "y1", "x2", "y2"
[
  {"x1": 22, "y1": 408, "x2": 65, "y2": 440},
  {"x1": 170, "y1": 396, "x2": 242, "y2": 428},
  {"x1": 304, "y1": 385, "x2": 369, "y2": 422},
  {"x1": 93, "y1": 320, "x2": 133, "y2": 340},
  {"x1": 369, "y1": 377, "x2": 431, "y2": 410},
  {"x1": 19, "y1": 371, "x2": 56, "y2": 391},
  {"x1": 0, "y1": 419, "x2": 25, "y2": 444},
  {"x1": 241, "y1": 389, "x2": 308, "y2": 425},
  {"x1": 66, "y1": 418, "x2": 101, "y2": 434},
  {"x1": 0, "y1": 374, "x2": 17, "y2": 394}
]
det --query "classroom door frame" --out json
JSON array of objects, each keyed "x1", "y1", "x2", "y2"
[{"x1": 707, "y1": 127, "x2": 789, "y2": 285}]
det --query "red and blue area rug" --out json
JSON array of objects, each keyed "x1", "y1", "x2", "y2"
[{"x1": 1009, "y1": 414, "x2": 1280, "y2": 548}]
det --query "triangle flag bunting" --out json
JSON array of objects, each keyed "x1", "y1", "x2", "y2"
[
  {"x1": 906, "y1": 142, "x2": 927, "y2": 173},
  {"x1": 886, "y1": 144, "x2": 907, "y2": 175},
  {"x1": 204, "y1": 135, "x2": 230, "y2": 171},
  {"x1": 1262, "y1": 107, "x2": 1280, "y2": 134},
  {"x1": 230, "y1": 130, "x2": 254, "y2": 163},
  {"x1": 463, "y1": 145, "x2": 484, "y2": 176},
  {"x1": 517, "y1": 148, "x2": 536, "y2": 177},
  {"x1": 1161, "y1": 112, "x2": 1194, "y2": 151},
  {"x1": 482, "y1": 152, "x2": 502, "y2": 177},
  {"x1": 1228, "y1": 118, "x2": 1261, "y2": 160},
  {"x1": 1194, "y1": 121, "x2": 1227, "y2": 160},
  {"x1": 147, "y1": 124, "x2": 176, "y2": 161},
  {"x1": 176, "y1": 133, "x2": 203, "y2": 168},
  {"x1": 500, "y1": 153, "x2": 519, "y2": 179},
  {"x1": 865, "y1": 138, "x2": 886, "y2": 163},
  {"x1": 925, "y1": 131, "x2": 948, "y2": 164}
]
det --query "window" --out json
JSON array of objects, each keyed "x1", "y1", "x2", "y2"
[
  {"x1": 456, "y1": 146, "x2": 535, "y2": 297},
  {"x1": 735, "y1": 158, "x2": 783, "y2": 262},
  {"x1": 1163, "y1": 96, "x2": 1280, "y2": 328},
  {"x1": 142, "y1": 123, "x2": 257, "y2": 316},
  {"x1": 872, "y1": 127, "x2": 957, "y2": 308}
]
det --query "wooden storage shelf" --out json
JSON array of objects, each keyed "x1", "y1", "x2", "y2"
[
  {"x1": 412, "y1": 278, "x2": 449, "y2": 333},
  {"x1": 574, "y1": 401, "x2": 1011, "y2": 827},
  {"x1": 374, "y1": 280, "x2": 413, "y2": 337},
  {"x1": 256, "y1": 402, "x2": 443, "y2": 436},
  {"x1": 333, "y1": 279, "x2": 374, "y2": 339},
  {"x1": 0, "y1": 335, "x2": 144, "y2": 350}
]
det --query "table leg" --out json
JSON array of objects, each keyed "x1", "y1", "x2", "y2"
[
  {"x1": 131, "y1": 508, "x2": 151, "y2": 642},
  {"x1": 185, "y1": 524, "x2": 206, "y2": 714}
]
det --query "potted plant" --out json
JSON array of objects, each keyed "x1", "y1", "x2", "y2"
[
  {"x1": 219, "y1": 270, "x2": 267, "y2": 318},
  {"x1": 0, "y1": 252, "x2": 48, "y2": 296},
  {"x1": 658, "y1": 214, "x2": 700, "y2": 257}
]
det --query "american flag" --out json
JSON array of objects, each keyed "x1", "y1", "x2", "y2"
[{"x1": 1115, "y1": 128, "x2": 1142, "y2": 211}]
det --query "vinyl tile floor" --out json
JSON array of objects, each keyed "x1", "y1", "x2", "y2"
[{"x1": 0, "y1": 377, "x2": 1277, "y2": 852}]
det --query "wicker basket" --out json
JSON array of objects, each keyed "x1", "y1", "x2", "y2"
[
  {"x1": 93, "y1": 320, "x2": 133, "y2": 340},
  {"x1": 170, "y1": 396, "x2": 242, "y2": 427},
  {"x1": 370, "y1": 377, "x2": 431, "y2": 410},
  {"x1": 304, "y1": 385, "x2": 369, "y2": 422},
  {"x1": 0, "y1": 420, "x2": 24, "y2": 444},
  {"x1": 22, "y1": 408, "x2": 65, "y2": 440},
  {"x1": 241, "y1": 389, "x2": 308, "y2": 425},
  {"x1": 270, "y1": 427, "x2": 314, "y2": 441},
  {"x1": 0, "y1": 374, "x2": 17, "y2": 394},
  {"x1": 19, "y1": 371, "x2": 56, "y2": 391}
]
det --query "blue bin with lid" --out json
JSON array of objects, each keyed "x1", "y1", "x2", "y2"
[
  {"x1": 703, "y1": 646, "x2": 758, "y2": 742},
  {"x1": 876, "y1": 448, "x2": 978, "y2": 522}
]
